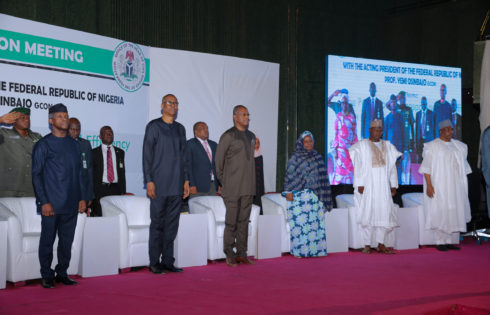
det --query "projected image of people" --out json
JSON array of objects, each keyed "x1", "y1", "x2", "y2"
[
  {"x1": 451, "y1": 98, "x2": 462, "y2": 140},
  {"x1": 361, "y1": 82, "x2": 384, "y2": 139},
  {"x1": 328, "y1": 89, "x2": 355, "y2": 116},
  {"x1": 415, "y1": 96, "x2": 435, "y2": 163},
  {"x1": 384, "y1": 94, "x2": 403, "y2": 153},
  {"x1": 433, "y1": 84, "x2": 452, "y2": 138},
  {"x1": 397, "y1": 91, "x2": 415, "y2": 185},
  {"x1": 326, "y1": 55, "x2": 462, "y2": 186},
  {"x1": 331, "y1": 91, "x2": 357, "y2": 184}
]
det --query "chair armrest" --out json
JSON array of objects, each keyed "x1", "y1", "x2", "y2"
[
  {"x1": 100, "y1": 198, "x2": 129, "y2": 268},
  {"x1": 0, "y1": 205, "x2": 23, "y2": 268}
]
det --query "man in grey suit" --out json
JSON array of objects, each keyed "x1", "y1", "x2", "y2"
[
  {"x1": 187, "y1": 121, "x2": 219, "y2": 197},
  {"x1": 215, "y1": 105, "x2": 256, "y2": 267}
]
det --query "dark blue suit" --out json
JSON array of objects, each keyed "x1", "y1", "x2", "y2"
[
  {"x1": 75, "y1": 137, "x2": 94, "y2": 202},
  {"x1": 143, "y1": 118, "x2": 188, "y2": 267},
  {"x1": 384, "y1": 112, "x2": 404, "y2": 153},
  {"x1": 433, "y1": 100, "x2": 452, "y2": 137},
  {"x1": 186, "y1": 137, "x2": 218, "y2": 193},
  {"x1": 361, "y1": 96, "x2": 384, "y2": 139},
  {"x1": 32, "y1": 134, "x2": 86, "y2": 279},
  {"x1": 416, "y1": 109, "x2": 435, "y2": 162}
]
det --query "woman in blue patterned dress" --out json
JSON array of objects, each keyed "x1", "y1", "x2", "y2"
[{"x1": 283, "y1": 131, "x2": 333, "y2": 257}]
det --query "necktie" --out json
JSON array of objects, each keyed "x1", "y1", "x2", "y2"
[
  {"x1": 371, "y1": 98, "x2": 375, "y2": 119},
  {"x1": 203, "y1": 141, "x2": 213, "y2": 177},
  {"x1": 107, "y1": 146, "x2": 114, "y2": 183},
  {"x1": 421, "y1": 111, "x2": 426, "y2": 138}
]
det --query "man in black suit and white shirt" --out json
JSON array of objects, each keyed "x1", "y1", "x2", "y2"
[
  {"x1": 91, "y1": 126, "x2": 126, "y2": 216},
  {"x1": 361, "y1": 82, "x2": 384, "y2": 139},
  {"x1": 186, "y1": 121, "x2": 219, "y2": 197}
]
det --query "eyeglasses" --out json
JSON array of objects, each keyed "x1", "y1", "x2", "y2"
[{"x1": 164, "y1": 101, "x2": 179, "y2": 106}]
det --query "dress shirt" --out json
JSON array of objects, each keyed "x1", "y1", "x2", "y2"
[
  {"x1": 101, "y1": 144, "x2": 118, "y2": 183},
  {"x1": 197, "y1": 137, "x2": 214, "y2": 181}
]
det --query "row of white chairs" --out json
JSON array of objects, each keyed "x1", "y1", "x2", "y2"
[
  {"x1": 0, "y1": 195, "x2": 260, "y2": 286},
  {"x1": 0, "y1": 192, "x2": 458, "y2": 288},
  {"x1": 261, "y1": 193, "x2": 460, "y2": 253}
]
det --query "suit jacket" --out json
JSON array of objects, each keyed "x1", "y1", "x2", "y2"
[
  {"x1": 433, "y1": 100, "x2": 452, "y2": 137},
  {"x1": 361, "y1": 96, "x2": 384, "y2": 139},
  {"x1": 215, "y1": 127, "x2": 256, "y2": 198},
  {"x1": 452, "y1": 113, "x2": 462, "y2": 140},
  {"x1": 92, "y1": 145, "x2": 126, "y2": 196},
  {"x1": 416, "y1": 109, "x2": 435, "y2": 144},
  {"x1": 186, "y1": 137, "x2": 219, "y2": 192}
]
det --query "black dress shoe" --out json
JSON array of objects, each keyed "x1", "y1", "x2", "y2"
[
  {"x1": 55, "y1": 275, "x2": 78, "y2": 285},
  {"x1": 436, "y1": 245, "x2": 448, "y2": 251},
  {"x1": 149, "y1": 265, "x2": 166, "y2": 274},
  {"x1": 163, "y1": 264, "x2": 183, "y2": 273},
  {"x1": 446, "y1": 244, "x2": 460, "y2": 250},
  {"x1": 41, "y1": 278, "x2": 55, "y2": 289}
]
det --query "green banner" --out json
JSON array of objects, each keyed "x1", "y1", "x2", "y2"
[{"x1": 0, "y1": 29, "x2": 150, "y2": 83}]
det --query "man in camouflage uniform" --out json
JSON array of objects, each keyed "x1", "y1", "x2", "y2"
[{"x1": 0, "y1": 107, "x2": 42, "y2": 197}]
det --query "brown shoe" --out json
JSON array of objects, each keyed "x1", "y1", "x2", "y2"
[
  {"x1": 235, "y1": 256, "x2": 255, "y2": 265},
  {"x1": 226, "y1": 257, "x2": 237, "y2": 267}
]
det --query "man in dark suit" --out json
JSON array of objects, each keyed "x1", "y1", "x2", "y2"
[
  {"x1": 187, "y1": 121, "x2": 219, "y2": 197},
  {"x1": 143, "y1": 93, "x2": 189, "y2": 274},
  {"x1": 433, "y1": 84, "x2": 452, "y2": 138},
  {"x1": 32, "y1": 103, "x2": 87, "y2": 288},
  {"x1": 415, "y1": 97, "x2": 435, "y2": 162},
  {"x1": 451, "y1": 99, "x2": 462, "y2": 140},
  {"x1": 68, "y1": 117, "x2": 94, "y2": 212},
  {"x1": 216, "y1": 105, "x2": 256, "y2": 267},
  {"x1": 384, "y1": 95, "x2": 404, "y2": 153},
  {"x1": 91, "y1": 126, "x2": 126, "y2": 217},
  {"x1": 361, "y1": 82, "x2": 384, "y2": 139}
]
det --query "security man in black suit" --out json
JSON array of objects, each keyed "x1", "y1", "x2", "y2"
[
  {"x1": 186, "y1": 121, "x2": 219, "y2": 197},
  {"x1": 91, "y1": 126, "x2": 126, "y2": 216}
]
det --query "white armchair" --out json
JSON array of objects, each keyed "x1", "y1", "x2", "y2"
[
  {"x1": 401, "y1": 193, "x2": 459, "y2": 245},
  {"x1": 100, "y1": 195, "x2": 150, "y2": 270},
  {"x1": 0, "y1": 197, "x2": 86, "y2": 284},
  {"x1": 188, "y1": 196, "x2": 259, "y2": 260},
  {"x1": 261, "y1": 193, "x2": 290, "y2": 252},
  {"x1": 335, "y1": 194, "x2": 364, "y2": 249}
]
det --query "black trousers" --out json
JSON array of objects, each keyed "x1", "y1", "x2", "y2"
[
  {"x1": 148, "y1": 195, "x2": 181, "y2": 267},
  {"x1": 39, "y1": 212, "x2": 78, "y2": 279},
  {"x1": 91, "y1": 183, "x2": 123, "y2": 216},
  {"x1": 223, "y1": 195, "x2": 253, "y2": 258}
]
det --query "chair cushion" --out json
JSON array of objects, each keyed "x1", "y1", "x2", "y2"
[
  {"x1": 336, "y1": 194, "x2": 355, "y2": 208},
  {"x1": 128, "y1": 225, "x2": 149, "y2": 244},
  {"x1": 23, "y1": 232, "x2": 41, "y2": 253},
  {"x1": 264, "y1": 193, "x2": 287, "y2": 208},
  {"x1": 0, "y1": 197, "x2": 40, "y2": 233}
]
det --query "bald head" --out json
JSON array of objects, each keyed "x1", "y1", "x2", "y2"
[{"x1": 68, "y1": 117, "x2": 81, "y2": 139}]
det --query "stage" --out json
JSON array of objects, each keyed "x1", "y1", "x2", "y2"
[{"x1": 0, "y1": 239, "x2": 489, "y2": 315}]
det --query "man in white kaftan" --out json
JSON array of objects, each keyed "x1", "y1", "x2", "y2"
[
  {"x1": 418, "y1": 119, "x2": 471, "y2": 251},
  {"x1": 349, "y1": 119, "x2": 402, "y2": 254}
]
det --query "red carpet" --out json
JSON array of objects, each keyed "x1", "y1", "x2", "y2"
[{"x1": 1, "y1": 239, "x2": 489, "y2": 315}]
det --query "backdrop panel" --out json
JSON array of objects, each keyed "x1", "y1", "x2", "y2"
[
  {"x1": 149, "y1": 48, "x2": 279, "y2": 192},
  {"x1": 0, "y1": 14, "x2": 149, "y2": 196}
]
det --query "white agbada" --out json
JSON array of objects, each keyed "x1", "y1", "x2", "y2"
[
  {"x1": 349, "y1": 139, "x2": 401, "y2": 246},
  {"x1": 418, "y1": 138, "x2": 472, "y2": 234}
]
